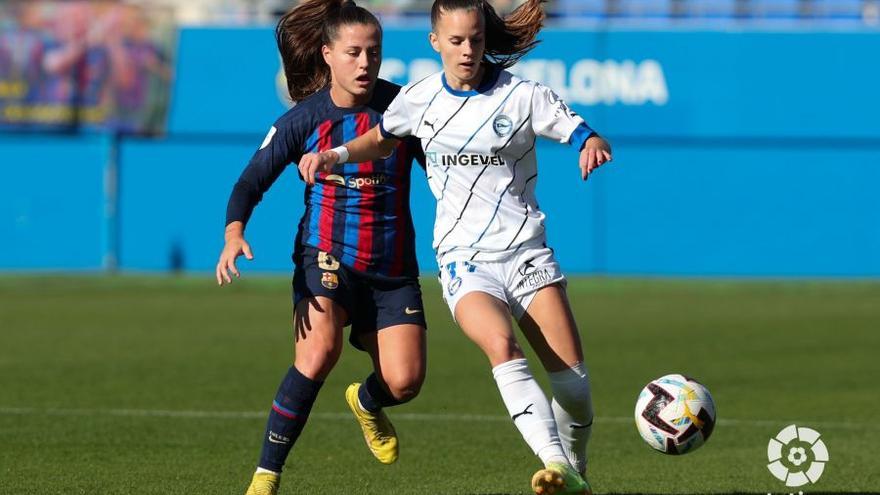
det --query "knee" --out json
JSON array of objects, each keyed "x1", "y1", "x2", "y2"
[
  {"x1": 293, "y1": 300, "x2": 345, "y2": 380},
  {"x1": 382, "y1": 371, "x2": 424, "y2": 403},
  {"x1": 294, "y1": 343, "x2": 342, "y2": 380},
  {"x1": 485, "y1": 337, "x2": 525, "y2": 367}
]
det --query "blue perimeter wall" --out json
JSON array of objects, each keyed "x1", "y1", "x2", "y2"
[{"x1": 2, "y1": 27, "x2": 879, "y2": 276}]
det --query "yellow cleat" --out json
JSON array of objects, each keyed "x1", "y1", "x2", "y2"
[
  {"x1": 345, "y1": 382, "x2": 398, "y2": 464},
  {"x1": 531, "y1": 463, "x2": 592, "y2": 495},
  {"x1": 244, "y1": 471, "x2": 280, "y2": 495}
]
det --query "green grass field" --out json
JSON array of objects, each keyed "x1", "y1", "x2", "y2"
[{"x1": 1, "y1": 276, "x2": 878, "y2": 494}]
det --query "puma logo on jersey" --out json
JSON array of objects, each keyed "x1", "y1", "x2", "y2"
[{"x1": 423, "y1": 118, "x2": 438, "y2": 132}]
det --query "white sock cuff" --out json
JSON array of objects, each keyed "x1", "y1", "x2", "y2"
[
  {"x1": 548, "y1": 361, "x2": 588, "y2": 384},
  {"x1": 549, "y1": 362, "x2": 592, "y2": 415},
  {"x1": 491, "y1": 358, "x2": 530, "y2": 380}
]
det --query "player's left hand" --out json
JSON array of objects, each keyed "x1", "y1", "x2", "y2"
[
  {"x1": 298, "y1": 151, "x2": 339, "y2": 185},
  {"x1": 580, "y1": 134, "x2": 613, "y2": 181}
]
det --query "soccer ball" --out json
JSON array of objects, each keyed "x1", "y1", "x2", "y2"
[{"x1": 634, "y1": 373, "x2": 716, "y2": 455}]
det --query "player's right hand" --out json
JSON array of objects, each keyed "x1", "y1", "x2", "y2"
[
  {"x1": 216, "y1": 235, "x2": 254, "y2": 286},
  {"x1": 580, "y1": 134, "x2": 613, "y2": 181},
  {"x1": 298, "y1": 151, "x2": 339, "y2": 185}
]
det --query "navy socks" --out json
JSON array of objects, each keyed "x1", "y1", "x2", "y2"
[
  {"x1": 256, "y1": 369, "x2": 410, "y2": 471},
  {"x1": 357, "y1": 372, "x2": 405, "y2": 413},
  {"x1": 258, "y1": 366, "x2": 323, "y2": 473}
]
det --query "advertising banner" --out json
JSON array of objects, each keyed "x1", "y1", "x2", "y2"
[
  {"x1": 0, "y1": 1, "x2": 174, "y2": 133},
  {"x1": 169, "y1": 27, "x2": 880, "y2": 140}
]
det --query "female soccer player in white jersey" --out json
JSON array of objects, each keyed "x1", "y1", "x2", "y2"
[
  {"x1": 299, "y1": 1, "x2": 611, "y2": 493},
  {"x1": 216, "y1": 2, "x2": 429, "y2": 494}
]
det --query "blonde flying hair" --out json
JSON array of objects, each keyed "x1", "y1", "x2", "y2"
[{"x1": 430, "y1": 0, "x2": 546, "y2": 69}]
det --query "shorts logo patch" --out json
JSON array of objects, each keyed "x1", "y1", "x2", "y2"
[
  {"x1": 493, "y1": 114, "x2": 513, "y2": 137},
  {"x1": 404, "y1": 307, "x2": 423, "y2": 315},
  {"x1": 515, "y1": 268, "x2": 553, "y2": 292},
  {"x1": 448, "y1": 276, "x2": 462, "y2": 296},
  {"x1": 517, "y1": 257, "x2": 537, "y2": 276},
  {"x1": 321, "y1": 272, "x2": 339, "y2": 290},
  {"x1": 318, "y1": 251, "x2": 340, "y2": 271}
]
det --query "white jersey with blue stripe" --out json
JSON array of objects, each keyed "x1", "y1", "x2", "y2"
[{"x1": 380, "y1": 65, "x2": 593, "y2": 262}]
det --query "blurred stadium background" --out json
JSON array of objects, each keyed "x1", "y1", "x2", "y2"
[
  {"x1": 2, "y1": 0, "x2": 879, "y2": 276},
  {"x1": 2, "y1": 1, "x2": 879, "y2": 494},
  {"x1": 94, "y1": 0, "x2": 880, "y2": 24}
]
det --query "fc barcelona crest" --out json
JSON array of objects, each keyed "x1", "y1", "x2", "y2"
[{"x1": 321, "y1": 272, "x2": 339, "y2": 290}]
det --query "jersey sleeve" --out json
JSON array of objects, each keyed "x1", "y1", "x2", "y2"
[
  {"x1": 379, "y1": 90, "x2": 413, "y2": 140},
  {"x1": 407, "y1": 136, "x2": 426, "y2": 170},
  {"x1": 225, "y1": 117, "x2": 305, "y2": 226},
  {"x1": 530, "y1": 83, "x2": 594, "y2": 149}
]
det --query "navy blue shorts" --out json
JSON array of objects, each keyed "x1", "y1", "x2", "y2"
[{"x1": 293, "y1": 247, "x2": 427, "y2": 350}]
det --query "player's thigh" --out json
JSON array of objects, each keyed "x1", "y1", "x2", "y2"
[
  {"x1": 517, "y1": 283, "x2": 584, "y2": 372},
  {"x1": 454, "y1": 291, "x2": 523, "y2": 367},
  {"x1": 356, "y1": 278, "x2": 427, "y2": 390},
  {"x1": 361, "y1": 323, "x2": 427, "y2": 396},
  {"x1": 439, "y1": 260, "x2": 523, "y2": 366},
  {"x1": 291, "y1": 250, "x2": 352, "y2": 380},
  {"x1": 293, "y1": 296, "x2": 347, "y2": 380}
]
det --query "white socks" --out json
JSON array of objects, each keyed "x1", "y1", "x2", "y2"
[
  {"x1": 548, "y1": 362, "x2": 593, "y2": 474},
  {"x1": 492, "y1": 358, "x2": 568, "y2": 466}
]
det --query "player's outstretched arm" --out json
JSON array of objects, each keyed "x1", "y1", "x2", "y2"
[
  {"x1": 580, "y1": 134, "x2": 613, "y2": 181},
  {"x1": 216, "y1": 221, "x2": 255, "y2": 286},
  {"x1": 298, "y1": 125, "x2": 399, "y2": 185}
]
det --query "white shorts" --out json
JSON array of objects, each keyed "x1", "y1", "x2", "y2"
[{"x1": 437, "y1": 246, "x2": 566, "y2": 320}]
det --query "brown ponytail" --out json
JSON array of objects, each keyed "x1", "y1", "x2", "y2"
[
  {"x1": 276, "y1": 0, "x2": 382, "y2": 102},
  {"x1": 430, "y1": 0, "x2": 546, "y2": 69}
]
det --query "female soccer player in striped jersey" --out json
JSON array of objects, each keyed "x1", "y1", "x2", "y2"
[
  {"x1": 215, "y1": 2, "x2": 427, "y2": 494},
  {"x1": 299, "y1": 1, "x2": 612, "y2": 493}
]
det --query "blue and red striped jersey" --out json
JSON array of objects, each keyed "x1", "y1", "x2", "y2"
[{"x1": 226, "y1": 79, "x2": 424, "y2": 280}]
